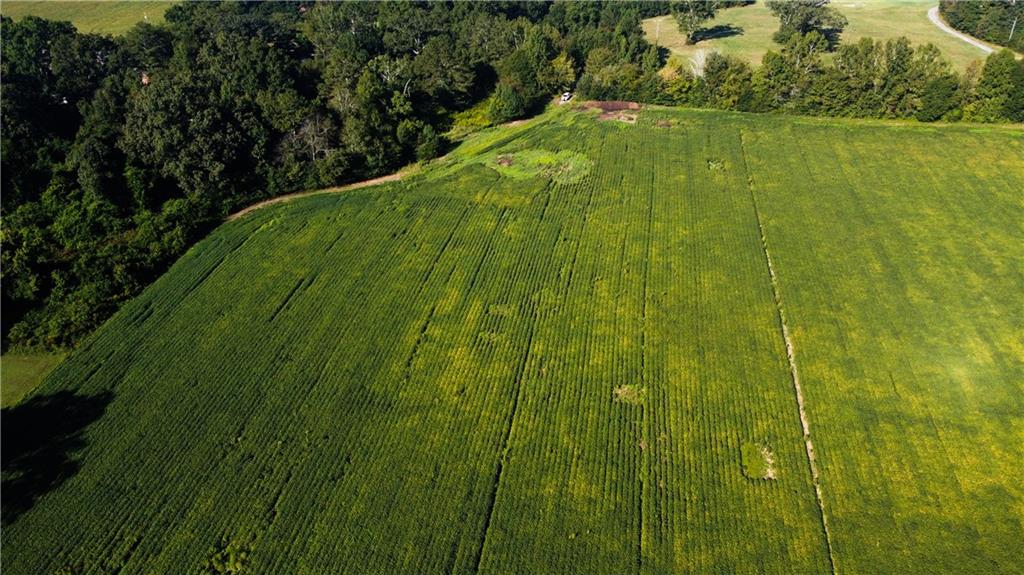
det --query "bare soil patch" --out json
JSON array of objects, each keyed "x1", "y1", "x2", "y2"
[
  {"x1": 598, "y1": 111, "x2": 638, "y2": 123},
  {"x1": 583, "y1": 100, "x2": 641, "y2": 112}
]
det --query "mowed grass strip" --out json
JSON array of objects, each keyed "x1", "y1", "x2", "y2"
[
  {"x1": 2, "y1": 106, "x2": 1021, "y2": 574},
  {"x1": 1, "y1": 1, "x2": 175, "y2": 35},
  {"x1": 0, "y1": 352, "x2": 66, "y2": 407}
]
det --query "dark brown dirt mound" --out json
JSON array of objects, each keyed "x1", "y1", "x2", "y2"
[{"x1": 583, "y1": 100, "x2": 640, "y2": 112}]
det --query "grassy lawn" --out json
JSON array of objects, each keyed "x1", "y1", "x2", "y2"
[
  {"x1": 2, "y1": 106, "x2": 1020, "y2": 573},
  {"x1": 1, "y1": 1, "x2": 175, "y2": 35},
  {"x1": 1, "y1": 352, "x2": 66, "y2": 408},
  {"x1": 644, "y1": 0, "x2": 994, "y2": 71}
]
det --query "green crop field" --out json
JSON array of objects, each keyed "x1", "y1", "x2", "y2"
[
  {"x1": 643, "y1": 0, "x2": 996, "y2": 71},
  {"x1": 2, "y1": 106, "x2": 1022, "y2": 574},
  {"x1": 1, "y1": 1, "x2": 174, "y2": 35}
]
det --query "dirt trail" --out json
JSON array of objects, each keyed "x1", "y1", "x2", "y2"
[
  {"x1": 754, "y1": 199, "x2": 838, "y2": 574},
  {"x1": 226, "y1": 171, "x2": 406, "y2": 222},
  {"x1": 927, "y1": 6, "x2": 994, "y2": 55},
  {"x1": 739, "y1": 135, "x2": 837, "y2": 574}
]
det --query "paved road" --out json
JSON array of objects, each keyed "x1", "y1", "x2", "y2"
[{"x1": 927, "y1": 6, "x2": 994, "y2": 55}]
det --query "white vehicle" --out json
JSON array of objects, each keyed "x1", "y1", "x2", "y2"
[{"x1": 560, "y1": 92, "x2": 572, "y2": 102}]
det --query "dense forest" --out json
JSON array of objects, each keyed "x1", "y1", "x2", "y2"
[
  {"x1": 2, "y1": 0, "x2": 1023, "y2": 351},
  {"x1": 940, "y1": 0, "x2": 1024, "y2": 53}
]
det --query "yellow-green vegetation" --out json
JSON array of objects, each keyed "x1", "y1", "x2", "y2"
[
  {"x1": 2, "y1": 106, "x2": 1022, "y2": 573},
  {"x1": 644, "y1": 0, "x2": 993, "y2": 71},
  {"x1": 1, "y1": 352, "x2": 65, "y2": 407},
  {"x1": 447, "y1": 98, "x2": 496, "y2": 141},
  {"x1": 1, "y1": 1, "x2": 174, "y2": 35}
]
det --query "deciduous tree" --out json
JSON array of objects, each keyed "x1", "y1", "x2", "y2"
[
  {"x1": 670, "y1": 1, "x2": 721, "y2": 45},
  {"x1": 767, "y1": 0, "x2": 847, "y2": 47}
]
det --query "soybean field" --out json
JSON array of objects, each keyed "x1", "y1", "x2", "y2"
[{"x1": 3, "y1": 107, "x2": 1022, "y2": 574}]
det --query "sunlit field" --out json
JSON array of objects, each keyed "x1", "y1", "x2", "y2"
[{"x1": 3, "y1": 106, "x2": 1022, "y2": 573}]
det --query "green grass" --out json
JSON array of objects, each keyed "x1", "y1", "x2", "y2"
[
  {"x1": 1, "y1": 1, "x2": 174, "y2": 35},
  {"x1": 644, "y1": 0, "x2": 995, "y2": 71},
  {"x1": 740, "y1": 441, "x2": 771, "y2": 480},
  {"x1": 2, "y1": 105, "x2": 1021, "y2": 574},
  {"x1": 0, "y1": 352, "x2": 66, "y2": 407}
]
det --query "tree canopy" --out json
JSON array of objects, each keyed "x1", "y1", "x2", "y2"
[{"x1": 766, "y1": 0, "x2": 848, "y2": 47}]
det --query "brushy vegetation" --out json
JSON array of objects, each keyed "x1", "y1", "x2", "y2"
[{"x1": 3, "y1": 107, "x2": 1021, "y2": 574}]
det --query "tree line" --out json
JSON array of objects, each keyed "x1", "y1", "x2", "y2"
[
  {"x1": 588, "y1": 0, "x2": 1024, "y2": 124},
  {"x1": 2, "y1": 1, "x2": 1022, "y2": 351}
]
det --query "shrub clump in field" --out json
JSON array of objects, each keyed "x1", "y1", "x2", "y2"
[
  {"x1": 613, "y1": 385, "x2": 645, "y2": 405},
  {"x1": 741, "y1": 441, "x2": 777, "y2": 480},
  {"x1": 707, "y1": 158, "x2": 726, "y2": 171},
  {"x1": 204, "y1": 539, "x2": 250, "y2": 574}
]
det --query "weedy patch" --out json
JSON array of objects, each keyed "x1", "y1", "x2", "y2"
[
  {"x1": 487, "y1": 303, "x2": 517, "y2": 318},
  {"x1": 707, "y1": 158, "x2": 726, "y2": 171},
  {"x1": 741, "y1": 441, "x2": 777, "y2": 480},
  {"x1": 204, "y1": 539, "x2": 250, "y2": 574},
  {"x1": 613, "y1": 384, "x2": 645, "y2": 405},
  {"x1": 484, "y1": 149, "x2": 593, "y2": 184},
  {"x1": 478, "y1": 331, "x2": 505, "y2": 344}
]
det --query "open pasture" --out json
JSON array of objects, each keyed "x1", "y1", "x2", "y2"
[
  {"x1": 643, "y1": 0, "x2": 996, "y2": 71},
  {"x1": 2, "y1": 107, "x2": 1022, "y2": 574}
]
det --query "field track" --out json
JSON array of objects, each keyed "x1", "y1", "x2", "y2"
[
  {"x1": 740, "y1": 139, "x2": 837, "y2": 574},
  {"x1": 227, "y1": 172, "x2": 408, "y2": 221}
]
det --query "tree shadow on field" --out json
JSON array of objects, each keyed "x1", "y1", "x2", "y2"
[
  {"x1": 693, "y1": 24, "x2": 744, "y2": 43},
  {"x1": 2, "y1": 390, "x2": 113, "y2": 526}
]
